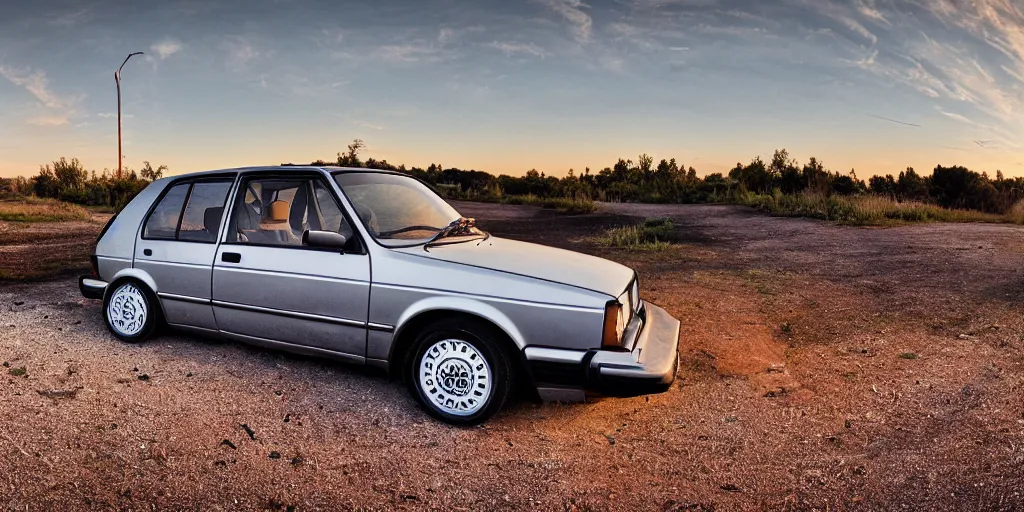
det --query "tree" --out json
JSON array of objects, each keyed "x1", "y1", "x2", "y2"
[
  {"x1": 337, "y1": 139, "x2": 366, "y2": 167},
  {"x1": 139, "y1": 161, "x2": 167, "y2": 181}
]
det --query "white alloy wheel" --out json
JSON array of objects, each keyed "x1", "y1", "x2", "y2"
[
  {"x1": 106, "y1": 283, "x2": 149, "y2": 337},
  {"x1": 418, "y1": 338, "x2": 493, "y2": 416}
]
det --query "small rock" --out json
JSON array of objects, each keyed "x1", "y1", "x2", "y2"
[
  {"x1": 241, "y1": 423, "x2": 256, "y2": 440},
  {"x1": 268, "y1": 451, "x2": 281, "y2": 459},
  {"x1": 1, "y1": 362, "x2": 8, "y2": 368},
  {"x1": 720, "y1": 483, "x2": 741, "y2": 492},
  {"x1": 186, "y1": 372, "x2": 193, "y2": 378},
  {"x1": 220, "y1": 439, "x2": 236, "y2": 450},
  {"x1": 8, "y1": 366, "x2": 27, "y2": 377},
  {"x1": 137, "y1": 374, "x2": 150, "y2": 381},
  {"x1": 958, "y1": 334, "x2": 971, "y2": 340},
  {"x1": 13, "y1": 301, "x2": 24, "y2": 306},
  {"x1": 37, "y1": 387, "x2": 81, "y2": 399},
  {"x1": 724, "y1": 416, "x2": 738, "y2": 423},
  {"x1": 283, "y1": 414, "x2": 290, "y2": 423},
  {"x1": 604, "y1": 434, "x2": 616, "y2": 445},
  {"x1": 845, "y1": 419, "x2": 852, "y2": 429},
  {"x1": 290, "y1": 456, "x2": 303, "y2": 465}
]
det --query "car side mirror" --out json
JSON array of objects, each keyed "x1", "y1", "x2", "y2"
[{"x1": 302, "y1": 230, "x2": 347, "y2": 250}]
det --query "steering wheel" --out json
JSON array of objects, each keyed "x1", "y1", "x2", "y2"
[{"x1": 353, "y1": 203, "x2": 379, "y2": 236}]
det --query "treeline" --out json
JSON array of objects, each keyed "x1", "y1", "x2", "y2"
[
  {"x1": 4, "y1": 140, "x2": 1021, "y2": 217},
  {"x1": 312, "y1": 142, "x2": 1024, "y2": 215},
  {"x1": 0, "y1": 157, "x2": 167, "y2": 210}
]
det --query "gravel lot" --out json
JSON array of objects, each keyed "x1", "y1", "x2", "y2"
[{"x1": 1, "y1": 201, "x2": 1022, "y2": 510}]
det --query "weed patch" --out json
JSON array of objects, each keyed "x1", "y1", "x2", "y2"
[
  {"x1": 600, "y1": 218, "x2": 676, "y2": 251},
  {"x1": 0, "y1": 197, "x2": 90, "y2": 223}
]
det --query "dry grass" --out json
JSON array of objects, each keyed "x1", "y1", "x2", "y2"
[
  {"x1": 599, "y1": 218, "x2": 675, "y2": 250},
  {"x1": 0, "y1": 196, "x2": 90, "y2": 223},
  {"x1": 741, "y1": 191, "x2": 1007, "y2": 225},
  {"x1": 500, "y1": 194, "x2": 598, "y2": 214}
]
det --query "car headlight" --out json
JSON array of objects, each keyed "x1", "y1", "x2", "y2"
[{"x1": 602, "y1": 300, "x2": 626, "y2": 348}]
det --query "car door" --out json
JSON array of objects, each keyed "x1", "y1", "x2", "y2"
[
  {"x1": 134, "y1": 176, "x2": 235, "y2": 331},
  {"x1": 210, "y1": 172, "x2": 370, "y2": 362}
]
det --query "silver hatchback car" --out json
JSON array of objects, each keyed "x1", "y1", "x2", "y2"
[{"x1": 79, "y1": 166, "x2": 681, "y2": 424}]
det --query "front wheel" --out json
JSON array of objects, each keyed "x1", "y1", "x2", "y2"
[
  {"x1": 103, "y1": 279, "x2": 160, "y2": 343},
  {"x1": 408, "y1": 321, "x2": 514, "y2": 425}
]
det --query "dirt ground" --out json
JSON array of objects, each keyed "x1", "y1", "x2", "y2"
[
  {"x1": 0, "y1": 213, "x2": 109, "y2": 280},
  {"x1": 0, "y1": 201, "x2": 1022, "y2": 510}
]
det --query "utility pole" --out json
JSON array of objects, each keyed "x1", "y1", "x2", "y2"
[{"x1": 115, "y1": 52, "x2": 144, "y2": 178}]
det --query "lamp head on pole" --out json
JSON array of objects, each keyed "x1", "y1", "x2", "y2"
[{"x1": 116, "y1": 52, "x2": 145, "y2": 80}]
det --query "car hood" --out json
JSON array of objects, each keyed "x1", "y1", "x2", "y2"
[{"x1": 393, "y1": 236, "x2": 635, "y2": 297}]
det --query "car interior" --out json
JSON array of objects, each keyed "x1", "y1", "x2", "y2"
[{"x1": 231, "y1": 179, "x2": 366, "y2": 248}]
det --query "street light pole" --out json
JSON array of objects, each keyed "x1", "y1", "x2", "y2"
[{"x1": 115, "y1": 52, "x2": 144, "y2": 179}]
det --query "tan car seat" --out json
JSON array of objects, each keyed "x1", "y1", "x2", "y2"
[{"x1": 259, "y1": 200, "x2": 300, "y2": 244}]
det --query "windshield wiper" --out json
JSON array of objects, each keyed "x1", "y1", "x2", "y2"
[{"x1": 424, "y1": 217, "x2": 482, "y2": 248}]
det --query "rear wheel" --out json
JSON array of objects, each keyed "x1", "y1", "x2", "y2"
[
  {"x1": 103, "y1": 279, "x2": 160, "y2": 343},
  {"x1": 408, "y1": 320, "x2": 514, "y2": 425}
]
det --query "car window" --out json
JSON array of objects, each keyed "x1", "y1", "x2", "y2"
[
  {"x1": 230, "y1": 177, "x2": 353, "y2": 248},
  {"x1": 334, "y1": 173, "x2": 460, "y2": 247},
  {"x1": 313, "y1": 180, "x2": 345, "y2": 232},
  {"x1": 143, "y1": 183, "x2": 189, "y2": 239},
  {"x1": 178, "y1": 181, "x2": 232, "y2": 242}
]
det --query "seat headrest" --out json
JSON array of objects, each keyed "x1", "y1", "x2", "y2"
[
  {"x1": 204, "y1": 206, "x2": 224, "y2": 235},
  {"x1": 268, "y1": 200, "x2": 289, "y2": 222}
]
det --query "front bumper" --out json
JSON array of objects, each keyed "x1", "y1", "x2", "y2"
[
  {"x1": 588, "y1": 302, "x2": 680, "y2": 396},
  {"x1": 526, "y1": 302, "x2": 681, "y2": 398},
  {"x1": 79, "y1": 275, "x2": 107, "y2": 300}
]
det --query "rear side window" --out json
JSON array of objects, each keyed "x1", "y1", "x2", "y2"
[
  {"x1": 144, "y1": 183, "x2": 189, "y2": 239},
  {"x1": 143, "y1": 180, "x2": 233, "y2": 242},
  {"x1": 179, "y1": 181, "x2": 232, "y2": 242}
]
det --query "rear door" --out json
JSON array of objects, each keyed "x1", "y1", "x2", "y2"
[
  {"x1": 134, "y1": 176, "x2": 235, "y2": 331},
  {"x1": 210, "y1": 172, "x2": 370, "y2": 361}
]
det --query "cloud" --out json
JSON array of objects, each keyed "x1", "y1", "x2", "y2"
[
  {"x1": 855, "y1": 0, "x2": 890, "y2": 26},
  {"x1": 487, "y1": 41, "x2": 548, "y2": 58},
  {"x1": 27, "y1": 116, "x2": 70, "y2": 126},
  {"x1": 940, "y1": 111, "x2": 978, "y2": 126},
  {"x1": 355, "y1": 120, "x2": 384, "y2": 131},
  {"x1": 97, "y1": 113, "x2": 133, "y2": 119},
  {"x1": 438, "y1": 28, "x2": 455, "y2": 44},
  {"x1": 50, "y1": 7, "x2": 91, "y2": 27},
  {"x1": 0, "y1": 65, "x2": 70, "y2": 110},
  {"x1": 377, "y1": 44, "x2": 441, "y2": 63},
  {"x1": 223, "y1": 37, "x2": 260, "y2": 68},
  {"x1": 534, "y1": 0, "x2": 592, "y2": 44},
  {"x1": 151, "y1": 40, "x2": 182, "y2": 59}
]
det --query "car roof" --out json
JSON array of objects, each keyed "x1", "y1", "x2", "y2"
[{"x1": 165, "y1": 165, "x2": 400, "y2": 180}]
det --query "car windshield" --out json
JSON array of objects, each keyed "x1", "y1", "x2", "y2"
[{"x1": 333, "y1": 172, "x2": 480, "y2": 247}]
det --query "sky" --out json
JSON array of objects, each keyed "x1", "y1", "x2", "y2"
[{"x1": 1, "y1": 0, "x2": 1023, "y2": 179}]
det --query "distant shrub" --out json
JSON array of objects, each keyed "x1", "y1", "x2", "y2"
[
  {"x1": 601, "y1": 217, "x2": 675, "y2": 250},
  {"x1": 0, "y1": 197, "x2": 90, "y2": 222},
  {"x1": 739, "y1": 191, "x2": 1005, "y2": 225}
]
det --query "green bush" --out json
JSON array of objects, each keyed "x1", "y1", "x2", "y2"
[{"x1": 600, "y1": 218, "x2": 675, "y2": 250}]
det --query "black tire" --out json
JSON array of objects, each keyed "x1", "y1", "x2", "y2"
[
  {"x1": 102, "y1": 278, "x2": 161, "y2": 343},
  {"x1": 407, "y1": 319, "x2": 515, "y2": 426}
]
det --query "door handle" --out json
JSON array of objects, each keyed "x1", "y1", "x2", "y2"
[
  {"x1": 222, "y1": 252, "x2": 241, "y2": 263},
  {"x1": 143, "y1": 249, "x2": 152, "y2": 256}
]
